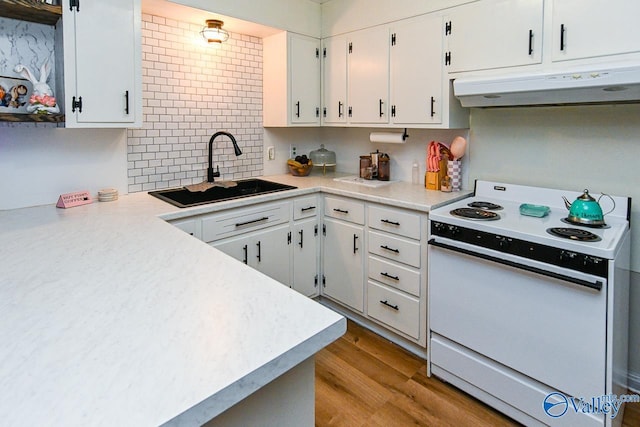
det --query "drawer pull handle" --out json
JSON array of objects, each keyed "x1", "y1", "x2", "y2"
[
  {"x1": 301, "y1": 206, "x2": 316, "y2": 212},
  {"x1": 381, "y1": 272, "x2": 399, "y2": 281},
  {"x1": 381, "y1": 219, "x2": 400, "y2": 226},
  {"x1": 380, "y1": 300, "x2": 399, "y2": 311},
  {"x1": 235, "y1": 216, "x2": 269, "y2": 227},
  {"x1": 333, "y1": 208, "x2": 349, "y2": 214},
  {"x1": 380, "y1": 245, "x2": 400, "y2": 254}
]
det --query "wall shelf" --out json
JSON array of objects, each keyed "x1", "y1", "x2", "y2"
[
  {"x1": 0, "y1": 112, "x2": 64, "y2": 122},
  {"x1": 0, "y1": 0, "x2": 62, "y2": 26}
]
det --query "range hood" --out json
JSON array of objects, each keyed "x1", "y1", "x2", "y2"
[{"x1": 453, "y1": 64, "x2": 640, "y2": 107}]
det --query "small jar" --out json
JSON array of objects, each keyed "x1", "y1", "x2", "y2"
[
  {"x1": 359, "y1": 155, "x2": 372, "y2": 179},
  {"x1": 377, "y1": 153, "x2": 390, "y2": 181}
]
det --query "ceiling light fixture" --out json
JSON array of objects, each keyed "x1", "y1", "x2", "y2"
[{"x1": 201, "y1": 19, "x2": 229, "y2": 43}]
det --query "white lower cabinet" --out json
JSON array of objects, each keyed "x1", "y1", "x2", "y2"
[
  {"x1": 291, "y1": 195, "x2": 321, "y2": 297},
  {"x1": 213, "y1": 224, "x2": 291, "y2": 286},
  {"x1": 166, "y1": 192, "x2": 427, "y2": 349},
  {"x1": 322, "y1": 217, "x2": 365, "y2": 312},
  {"x1": 367, "y1": 280, "x2": 420, "y2": 340}
]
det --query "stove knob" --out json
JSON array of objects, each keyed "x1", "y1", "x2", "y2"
[
  {"x1": 447, "y1": 225, "x2": 460, "y2": 236},
  {"x1": 560, "y1": 250, "x2": 576, "y2": 262},
  {"x1": 497, "y1": 237, "x2": 510, "y2": 250}
]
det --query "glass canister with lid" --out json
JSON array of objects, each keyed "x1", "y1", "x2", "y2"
[{"x1": 309, "y1": 144, "x2": 336, "y2": 175}]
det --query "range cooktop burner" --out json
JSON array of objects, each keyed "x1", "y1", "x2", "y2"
[
  {"x1": 467, "y1": 201, "x2": 503, "y2": 210},
  {"x1": 561, "y1": 218, "x2": 609, "y2": 229},
  {"x1": 546, "y1": 227, "x2": 602, "y2": 242},
  {"x1": 450, "y1": 207, "x2": 501, "y2": 221}
]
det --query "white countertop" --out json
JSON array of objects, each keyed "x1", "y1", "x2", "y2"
[{"x1": 0, "y1": 174, "x2": 469, "y2": 426}]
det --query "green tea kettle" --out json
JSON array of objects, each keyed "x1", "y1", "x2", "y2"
[{"x1": 562, "y1": 189, "x2": 615, "y2": 226}]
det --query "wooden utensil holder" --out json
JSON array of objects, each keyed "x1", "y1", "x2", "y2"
[{"x1": 425, "y1": 159, "x2": 448, "y2": 190}]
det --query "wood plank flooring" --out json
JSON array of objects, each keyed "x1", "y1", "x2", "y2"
[{"x1": 315, "y1": 320, "x2": 640, "y2": 427}]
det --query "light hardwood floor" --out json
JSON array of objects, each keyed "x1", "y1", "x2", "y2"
[{"x1": 315, "y1": 320, "x2": 640, "y2": 426}]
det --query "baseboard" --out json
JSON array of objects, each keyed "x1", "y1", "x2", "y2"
[{"x1": 629, "y1": 370, "x2": 640, "y2": 394}]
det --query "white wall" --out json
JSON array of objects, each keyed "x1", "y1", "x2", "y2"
[
  {"x1": 468, "y1": 103, "x2": 640, "y2": 391},
  {"x1": 263, "y1": 127, "x2": 469, "y2": 184},
  {"x1": 0, "y1": 126, "x2": 127, "y2": 209}
]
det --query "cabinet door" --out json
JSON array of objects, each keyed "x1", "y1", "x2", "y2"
[
  {"x1": 213, "y1": 224, "x2": 291, "y2": 286},
  {"x1": 63, "y1": 0, "x2": 141, "y2": 126},
  {"x1": 551, "y1": 0, "x2": 640, "y2": 62},
  {"x1": 390, "y1": 14, "x2": 442, "y2": 125},
  {"x1": 323, "y1": 218, "x2": 364, "y2": 312},
  {"x1": 290, "y1": 33, "x2": 321, "y2": 125},
  {"x1": 251, "y1": 224, "x2": 291, "y2": 286},
  {"x1": 292, "y1": 218, "x2": 319, "y2": 297},
  {"x1": 212, "y1": 234, "x2": 251, "y2": 265},
  {"x1": 348, "y1": 26, "x2": 390, "y2": 124},
  {"x1": 445, "y1": 0, "x2": 543, "y2": 73},
  {"x1": 322, "y1": 35, "x2": 348, "y2": 124}
]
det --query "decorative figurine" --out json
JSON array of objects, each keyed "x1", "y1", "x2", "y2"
[{"x1": 14, "y1": 60, "x2": 60, "y2": 114}]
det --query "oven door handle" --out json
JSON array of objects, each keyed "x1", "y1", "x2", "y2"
[{"x1": 428, "y1": 239, "x2": 603, "y2": 291}]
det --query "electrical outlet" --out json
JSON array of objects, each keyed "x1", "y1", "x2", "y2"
[
  {"x1": 289, "y1": 144, "x2": 297, "y2": 159},
  {"x1": 267, "y1": 146, "x2": 275, "y2": 160}
]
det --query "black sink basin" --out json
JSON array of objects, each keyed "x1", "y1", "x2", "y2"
[{"x1": 149, "y1": 179, "x2": 297, "y2": 208}]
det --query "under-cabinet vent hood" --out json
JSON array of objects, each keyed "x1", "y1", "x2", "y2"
[{"x1": 453, "y1": 64, "x2": 640, "y2": 107}]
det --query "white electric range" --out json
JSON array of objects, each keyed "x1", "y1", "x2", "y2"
[{"x1": 427, "y1": 180, "x2": 631, "y2": 427}]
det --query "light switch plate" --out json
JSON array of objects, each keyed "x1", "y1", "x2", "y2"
[{"x1": 267, "y1": 146, "x2": 275, "y2": 160}]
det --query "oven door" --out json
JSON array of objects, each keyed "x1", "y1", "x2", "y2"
[{"x1": 428, "y1": 237, "x2": 607, "y2": 400}]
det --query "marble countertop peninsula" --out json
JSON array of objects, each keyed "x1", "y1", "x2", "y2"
[{"x1": 0, "y1": 173, "x2": 469, "y2": 426}]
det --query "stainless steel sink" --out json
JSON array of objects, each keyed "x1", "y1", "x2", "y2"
[{"x1": 149, "y1": 179, "x2": 297, "y2": 208}]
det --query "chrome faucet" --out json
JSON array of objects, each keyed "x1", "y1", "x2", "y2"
[{"x1": 208, "y1": 131, "x2": 242, "y2": 182}]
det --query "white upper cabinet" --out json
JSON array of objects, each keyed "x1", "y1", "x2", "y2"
[
  {"x1": 444, "y1": 0, "x2": 544, "y2": 73},
  {"x1": 390, "y1": 14, "x2": 442, "y2": 125},
  {"x1": 62, "y1": 0, "x2": 141, "y2": 127},
  {"x1": 551, "y1": 0, "x2": 640, "y2": 63},
  {"x1": 264, "y1": 32, "x2": 321, "y2": 127},
  {"x1": 321, "y1": 35, "x2": 348, "y2": 125},
  {"x1": 347, "y1": 26, "x2": 390, "y2": 124}
]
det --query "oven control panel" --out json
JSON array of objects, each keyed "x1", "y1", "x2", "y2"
[{"x1": 430, "y1": 221, "x2": 608, "y2": 278}]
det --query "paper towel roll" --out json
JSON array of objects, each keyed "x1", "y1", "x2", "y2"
[{"x1": 369, "y1": 132, "x2": 406, "y2": 144}]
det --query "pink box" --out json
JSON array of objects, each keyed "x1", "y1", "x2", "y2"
[{"x1": 56, "y1": 191, "x2": 93, "y2": 208}]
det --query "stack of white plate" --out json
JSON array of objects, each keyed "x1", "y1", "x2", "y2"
[{"x1": 98, "y1": 188, "x2": 118, "y2": 202}]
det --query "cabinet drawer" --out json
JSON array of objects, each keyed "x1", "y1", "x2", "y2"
[
  {"x1": 324, "y1": 196, "x2": 365, "y2": 225},
  {"x1": 201, "y1": 201, "x2": 291, "y2": 243},
  {"x1": 367, "y1": 281, "x2": 420, "y2": 339},
  {"x1": 368, "y1": 255, "x2": 420, "y2": 297},
  {"x1": 368, "y1": 205, "x2": 421, "y2": 240},
  {"x1": 293, "y1": 196, "x2": 319, "y2": 220},
  {"x1": 368, "y1": 230, "x2": 421, "y2": 268}
]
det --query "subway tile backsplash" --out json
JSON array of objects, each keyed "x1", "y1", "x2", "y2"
[{"x1": 127, "y1": 14, "x2": 264, "y2": 193}]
